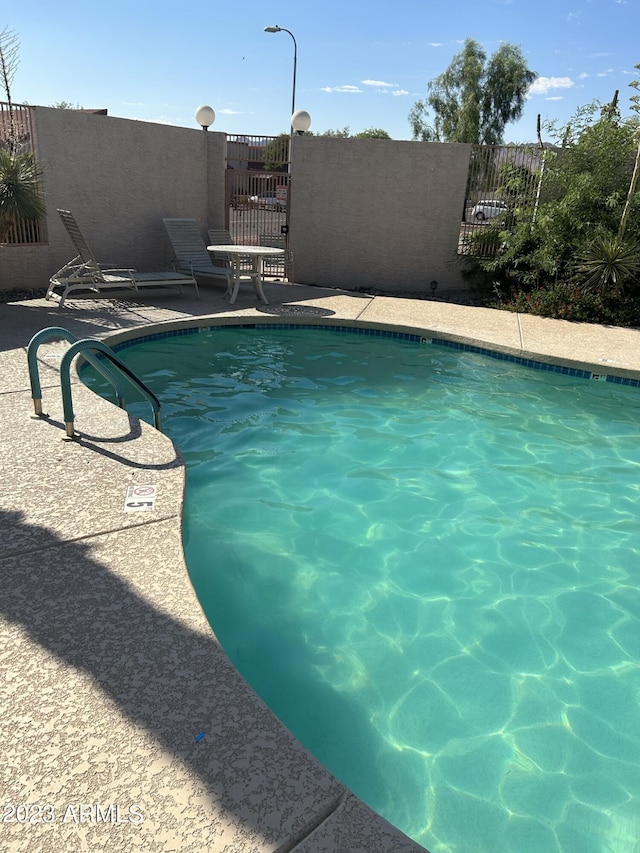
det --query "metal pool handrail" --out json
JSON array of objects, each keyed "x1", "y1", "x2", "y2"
[
  {"x1": 27, "y1": 327, "x2": 162, "y2": 438},
  {"x1": 27, "y1": 327, "x2": 128, "y2": 415},
  {"x1": 60, "y1": 339, "x2": 162, "y2": 438}
]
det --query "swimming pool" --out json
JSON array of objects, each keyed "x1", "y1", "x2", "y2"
[{"x1": 84, "y1": 324, "x2": 640, "y2": 853}]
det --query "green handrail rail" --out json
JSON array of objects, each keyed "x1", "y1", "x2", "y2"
[
  {"x1": 27, "y1": 327, "x2": 128, "y2": 415},
  {"x1": 60, "y1": 339, "x2": 162, "y2": 437},
  {"x1": 27, "y1": 327, "x2": 161, "y2": 438}
]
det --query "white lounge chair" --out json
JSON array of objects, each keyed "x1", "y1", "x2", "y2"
[
  {"x1": 163, "y1": 218, "x2": 234, "y2": 296},
  {"x1": 47, "y1": 209, "x2": 198, "y2": 308}
]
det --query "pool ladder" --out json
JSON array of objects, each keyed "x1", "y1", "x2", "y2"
[{"x1": 27, "y1": 327, "x2": 161, "y2": 438}]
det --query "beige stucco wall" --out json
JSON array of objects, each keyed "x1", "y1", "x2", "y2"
[
  {"x1": 289, "y1": 136, "x2": 471, "y2": 296},
  {"x1": 1, "y1": 106, "x2": 226, "y2": 293},
  {"x1": 2, "y1": 110, "x2": 472, "y2": 298}
]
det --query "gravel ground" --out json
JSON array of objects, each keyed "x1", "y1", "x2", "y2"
[{"x1": 0, "y1": 287, "x2": 49, "y2": 303}]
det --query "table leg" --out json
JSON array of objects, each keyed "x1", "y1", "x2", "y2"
[
  {"x1": 252, "y1": 255, "x2": 269, "y2": 305},
  {"x1": 228, "y1": 256, "x2": 242, "y2": 304},
  {"x1": 225, "y1": 253, "x2": 270, "y2": 305}
]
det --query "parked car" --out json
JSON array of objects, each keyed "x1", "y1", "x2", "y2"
[
  {"x1": 249, "y1": 192, "x2": 287, "y2": 211},
  {"x1": 470, "y1": 199, "x2": 508, "y2": 221}
]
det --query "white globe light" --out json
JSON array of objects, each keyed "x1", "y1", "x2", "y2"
[
  {"x1": 195, "y1": 105, "x2": 215, "y2": 129},
  {"x1": 291, "y1": 109, "x2": 311, "y2": 133}
]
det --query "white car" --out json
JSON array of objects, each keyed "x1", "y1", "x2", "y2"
[
  {"x1": 470, "y1": 199, "x2": 508, "y2": 221},
  {"x1": 249, "y1": 192, "x2": 287, "y2": 211}
]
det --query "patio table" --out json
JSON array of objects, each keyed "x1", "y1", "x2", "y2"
[{"x1": 207, "y1": 244, "x2": 285, "y2": 305}]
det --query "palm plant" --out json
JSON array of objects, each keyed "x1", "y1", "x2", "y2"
[
  {"x1": 0, "y1": 147, "x2": 45, "y2": 241},
  {"x1": 572, "y1": 232, "x2": 640, "y2": 293}
]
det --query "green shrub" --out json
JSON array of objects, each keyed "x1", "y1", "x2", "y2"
[
  {"x1": 462, "y1": 92, "x2": 640, "y2": 327},
  {"x1": 504, "y1": 281, "x2": 640, "y2": 326}
]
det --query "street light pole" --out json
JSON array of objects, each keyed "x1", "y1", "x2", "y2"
[
  {"x1": 264, "y1": 24, "x2": 300, "y2": 274},
  {"x1": 263, "y1": 25, "x2": 297, "y2": 120}
]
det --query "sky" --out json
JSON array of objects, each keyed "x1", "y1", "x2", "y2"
[{"x1": 5, "y1": 0, "x2": 639, "y2": 144}]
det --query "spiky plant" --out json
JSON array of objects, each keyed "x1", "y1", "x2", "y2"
[
  {"x1": 0, "y1": 148, "x2": 46, "y2": 241},
  {"x1": 573, "y1": 232, "x2": 640, "y2": 293}
]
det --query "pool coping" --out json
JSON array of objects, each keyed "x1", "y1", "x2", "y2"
[{"x1": 2, "y1": 283, "x2": 640, "y2": 852}]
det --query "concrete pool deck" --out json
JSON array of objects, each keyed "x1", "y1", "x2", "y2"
[{"x1": 2, "y1": 280, "x2": 640, "y2": 852}]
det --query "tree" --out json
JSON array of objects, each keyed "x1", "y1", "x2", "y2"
[
  {"x1": 618, "y1": 65, "x2": 640, "y2": 240},
  {"x1": 50, "y1": 100, "x2": 84, "y2": 110},
  {"x1": 0, "y1": 27, "x2": 20, "y2": 154},
  {"x1": 409, "y1": 38, "x2": 536, "y2": 144},
  {"x1": 354, "y1": 128, "x2": 391, "y2": 139},
  {"x1": 304, "y1": 127, "x2": 391, "y2": 139},
  {"x1": 319, "y1": 126, "x2": 351, "y2": 138},
  {"x1": 262, "y1": 133, "x2": 289, "y2": 171}
]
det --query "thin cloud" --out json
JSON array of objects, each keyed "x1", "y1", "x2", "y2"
[
  {"x1": 361, "y1": 79, "x2": 408, "y2": 96},
  {"x1": 528, "y1": 76, "x2": 575, "y2": 96},
  {"x1": 322, "y1": 79, "x2": 408, "y2": 97},
  {"x1": 321, "y1": 85, "x2": 362, "y2": 94},
  {"x1": 361, "y1": 79, "x2": 398, "y2": 88},
  {"x1": 428, "y1": 42, "x2": 444, "y2": 47},
  {"x1": 597, "y1": 68, "x2": 614, "y2": 77},
  {"x1": 218, "y1": 108, "x2": 243, "y2": 115}
]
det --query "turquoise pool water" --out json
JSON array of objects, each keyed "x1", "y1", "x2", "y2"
[{"x1": 85, "y1": 327, "x2": 640, "y2": 852}]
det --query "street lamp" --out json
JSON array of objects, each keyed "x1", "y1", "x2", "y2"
[
  {"x1": 291, "y1": 109, "x2": 311, "y2": 135},
  {"x1": 264, "y1": 25, "x2": 297, "y2": 121},
  {"x1": 195, "y1": 104, "x2": 215, "y2": 131}
]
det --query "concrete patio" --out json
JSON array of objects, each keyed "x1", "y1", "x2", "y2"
[{"x1": 2, "y1": 279, "x2": 640, "y2": 852}]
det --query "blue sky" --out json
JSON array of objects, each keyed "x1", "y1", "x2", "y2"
[{"x1": 7, "y1": 0, "x2": 639, "y2": 143}]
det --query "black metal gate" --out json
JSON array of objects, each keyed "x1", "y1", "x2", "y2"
[
  {"x1": 459, "y1": 144, "x2": 544, "y2": 257},
  {"x1": 225, "y1": 134, "x2": 290, "y2": 278}
]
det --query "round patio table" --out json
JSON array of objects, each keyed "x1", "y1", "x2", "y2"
[{"x1": 207, "y1": 244, "x2": 285, "y2": 305}]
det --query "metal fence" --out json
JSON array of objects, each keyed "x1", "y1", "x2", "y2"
[
  {"x1": 0, "y1": 101, "x2": 47, "y2": 245},
  {"x1": 459, "y1": 144, "x2": 544, "y2": 257},
  {"x1": 225, "y1": 134, "x2": 290, "y2": 277}
]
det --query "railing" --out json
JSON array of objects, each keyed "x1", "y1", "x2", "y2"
[
  {"x1": 3, "y1": 215, "x2": 46, "y2": 244},
  {"x1": 0, "y1": 102, "x2": 34, "y2": 150},
  {"x1": 27, "y1": 328, "x2": 161, "y2": 438}
]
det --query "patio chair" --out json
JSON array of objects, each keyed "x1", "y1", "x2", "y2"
[
  {"x1": 47, "y1": 209, "x2": 198, "y2": 308},
  {"x1": 258, "y1": 233, "x2": 293, "y2": 281},
  {"x1": 206, "y1": 227, "x2": 233, "y2": 247},
  {"x1": 207, "y1": 228, "x2": 252, "y2": 274},
  {"x1": 163, "y1": 218, "x2": 234, "y2": 296}
]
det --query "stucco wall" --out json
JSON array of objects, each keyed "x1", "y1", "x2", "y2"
[
  {"x1": 289, "y1": 137, "x2": 471, "y2": 296},
  {"x1": 1, "y1": 106, "x2": 226, "y2": 293},
  {"x1": 2, "y1": 110, "x2": 473, "y2": 298}
]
